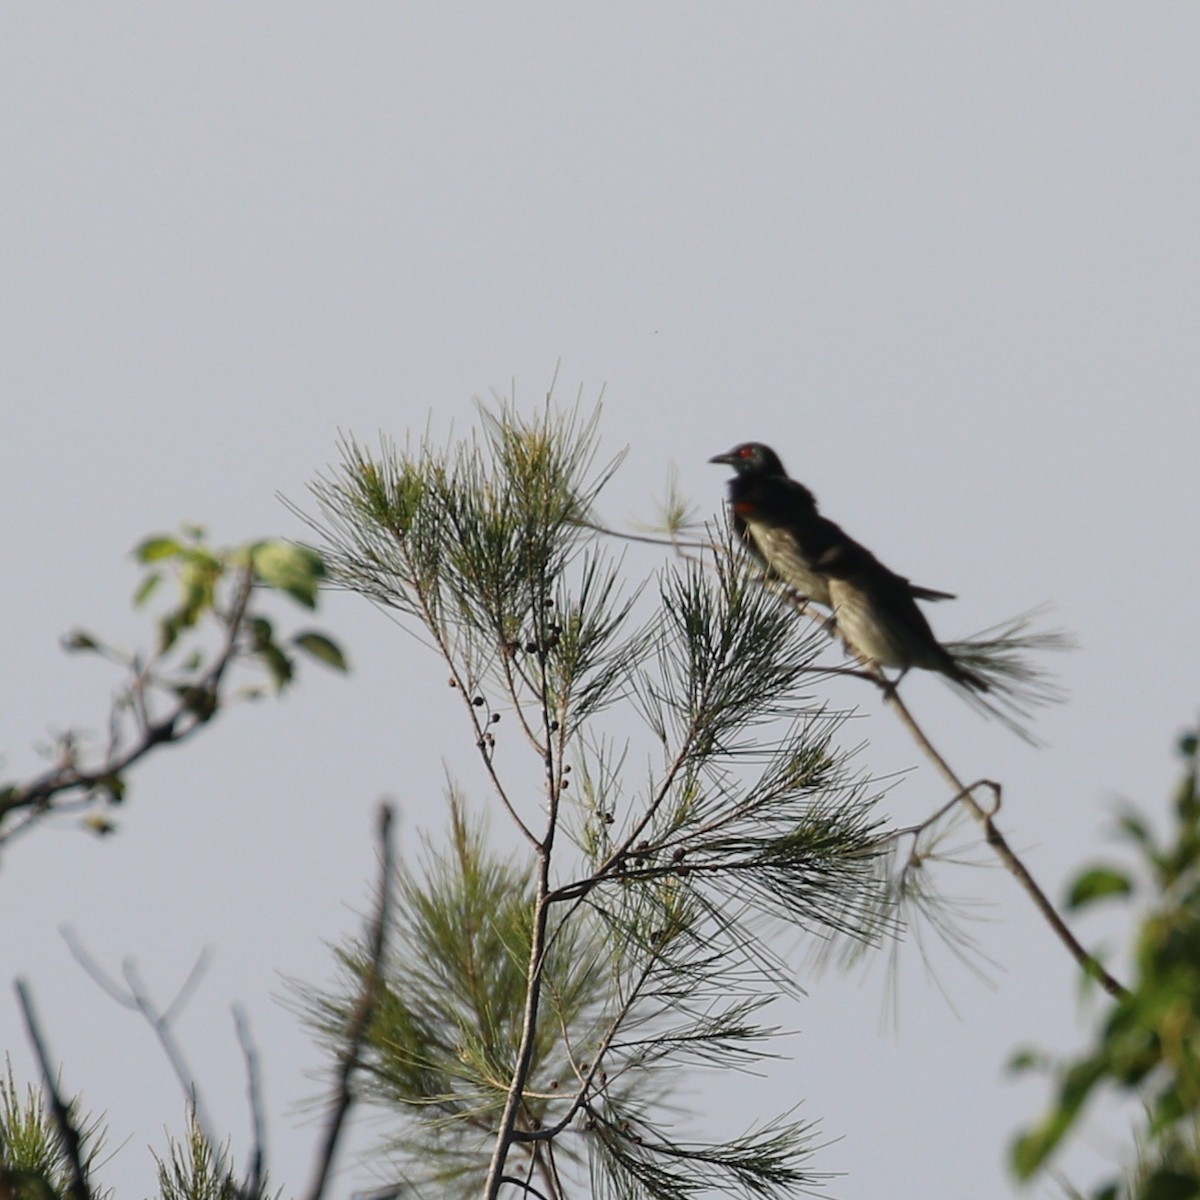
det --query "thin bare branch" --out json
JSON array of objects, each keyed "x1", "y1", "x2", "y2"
[
  {"x1": 303, "y1": 802, "x2": 396, "y2": 1200},
  {"x1": 60, "y1": 926, "x2": 220, "y2": 1145},
  {"x1": 572, "y1": 518, "x2": 711, "y2": 553},
  {"x1": 881, "y1": 685, "x2": 1128, "y2": 999},
  {"x1": 13, "y1": 979, "x2": 94, "y2": 1200},
  {"x1": 498, "y1": 1176, "x2": 553, "y2": 1200},
  {"x1": 882, "y1": 779, "x2": 1001, "y2": 847},
  {"x1": 234, "y1": 1004, "x2": 267, "y2": 1200},
  {"x1": 164, "y1": 945, "x2": 217, "y2": 1026}
]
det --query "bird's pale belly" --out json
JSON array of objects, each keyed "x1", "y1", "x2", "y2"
[
  {"x1": 829, "y1": 583, "x2": 908, "y2": 668},
  {"x1": 746, "y1": 522, "x2": 833, "y2": 606}
]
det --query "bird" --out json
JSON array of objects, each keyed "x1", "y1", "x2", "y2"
[
  {"x1": 709, "y1": 441, "x2": 987, "y2": 693},
  {"x1": 709, "y1": 442, "x2": 955, "y2": 609}
]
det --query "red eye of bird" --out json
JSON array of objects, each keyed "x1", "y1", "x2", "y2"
[{"x1": 738, "y1": 446, "x2": 753, "y2": 458}]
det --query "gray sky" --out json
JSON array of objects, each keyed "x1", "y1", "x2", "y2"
[{"x1": 4, "y1": 6, "x2": 1199, "y2": 1197}]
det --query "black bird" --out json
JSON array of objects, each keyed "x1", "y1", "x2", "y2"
[
  {"x1": 709, "y1": 441, "x2": 987, "y2": 692},
  {"x1": 709, "y1": 442, "x2": 954, "y2": 609}
]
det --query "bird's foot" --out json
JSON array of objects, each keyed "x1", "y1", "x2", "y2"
[{"x1": 877, "y1": 668, "x2": 908, "y2": 700}]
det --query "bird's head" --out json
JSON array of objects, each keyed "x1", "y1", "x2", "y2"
[{"x1": 708, "y1": 442, "x2": 788, "y2": 477}]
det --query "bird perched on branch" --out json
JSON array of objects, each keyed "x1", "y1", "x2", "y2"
[{"x1": 709, "y1": 441, "x2": 987, "y2": 693}]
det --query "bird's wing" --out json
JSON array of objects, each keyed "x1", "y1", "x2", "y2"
[
  {"x1": 813, "y1": 521, "x2": 955, "y2": 603},
  {"x1": 816, "y1": 536, "x2": 945, "y2": 640}
]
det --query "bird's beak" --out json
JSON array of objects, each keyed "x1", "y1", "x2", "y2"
[{"x1": 709, "y1": 450, "x2": 737, "y2": 466}]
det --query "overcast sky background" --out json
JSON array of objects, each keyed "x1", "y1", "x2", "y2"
[{"x1": 4, "y1": 6, "x2": 1199, "y2": 1198}]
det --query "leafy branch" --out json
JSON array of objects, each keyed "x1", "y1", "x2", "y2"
[
  {"x1": 0, "y1": 528, "x2": 346, "y2": 848},
  {"x1": 1011, "y1": 725, "x2": 1200, "y2": 1196}
]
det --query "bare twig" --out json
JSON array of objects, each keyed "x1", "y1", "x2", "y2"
[
  {"x1": 498, "y1": 1177, "x2": 553, "y2": 1200},
  {"x1": 516, "y1": 951, "x2": 659, "y2": 1144},
  {"x1": 537, "y1": 1137, "x2": 567, "y2": 1200},
  {"x1": 303, "y1": 802, "x2": 396, "y2": 1200},
  {"x1": 234, "y1": 1005, "x2": 267, "y2": 1200},
  {"x1": 164, "y1": 945, "x2": 217, "y2": 1026},
  {"x1": 880, "y1": 685, "x2": 1128, "y2": 999},
  {"x1": 395, "y1": 531, "x2": 541, "y2": 850},
  {"x1": 881, "y1": 779, "x2": 1001, "y2": 847},
  {"x1": 60, "y1": 927, "x2": 221, "y2": 1144},
  {"x1": 572, "y1": 518, "x2": 710, "y2": 553},
  {"x1": 13, "y1": 979, "x2": 93, "y2": 1200}
]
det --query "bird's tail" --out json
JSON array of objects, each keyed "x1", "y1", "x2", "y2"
[
  {"x1": 941, "y1": 607, "x2": 1074, "y2": 745},
  {"x1": 946, "y1": 660, "x2": 990, "y2": 693}
]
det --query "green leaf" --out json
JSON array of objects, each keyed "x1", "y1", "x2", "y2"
[
  {"x1": 62, "y1": 629, "x2": 100, "y2": 652},
  {"x1": 249, "y1": 615, "x2": 275, "y2": 650},
  {"x1": 1066, "y1": 867, "x2": 1134, "y2": 910},
  {"x1": 258, "y1": 643, "x2": 295, "y2": 690},
  {"x1": 1115, "y1": 804, "x2": 1156, "y2": 853},
  {"x1": 1011, "y1": 1115, "x2": 1070, "y2": 1180},
  {"x1": 1144, "y1": 1168, "x2": 1200, "y2": 1200},
  {"x1": 1011, "y1": 1060, "x2": 1108, "y2": 1179},
  {"x1": 177, "y1": 557, "x2": 221, "y2": 626},
  {"x1": 158, "y1": 615, "x2": 180, "y2": 653},
  {"x1": 1006, "y1": 1047, "x2": 1048, "y2": 1074},
  {"x1": 174, "y1": 685, "x2": 218, "y2": 721},
  {"x1": 252, "y1": 542, "x2": 325, "y2": 609},
  {"x1": 133, "y1": 571, "x2": 163, "y2": 608},
  {"x1": 95, "y1": 775, "x2": 126, "y2": 804},
  {"x1": 134, "y1": 535, "x2": 182, "y2": 563},
  {"x1": 291, "y1": 631, "x2": 349, "y2": 672}
]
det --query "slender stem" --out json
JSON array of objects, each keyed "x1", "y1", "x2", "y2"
[
  {"x1": 484, "y1": 633, "x2": 559, "y2": 1197},
  {"x1": 518, "y1": 950, "x2": 660, "y2": 1143},
  {"x1": 572, "y1": 518, "x2": 711, "y2": 552},
  {"x1": 882, "y1": 685, "x2": 1128, "y2": 999},
  {"x1": 303, "y1": 803, "x2": 395, "y2": 1200},
  {"x1": 400, "y1": 544, "x2": 540, "y2": 850},
  {"x1": 789, "y1": 584, "x2": 1129, "y2": 996},
  {"x1": 14, "y1": 980, "x2": 93, "y2": 1200},
  {"x1": 61, "y1": 929, "x2": 220, "y2": 1148},
  {"x1": 234, "y1": 1006, "x2": 267, "y2": 1200}
]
